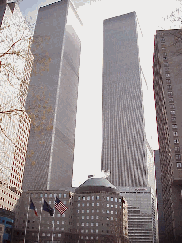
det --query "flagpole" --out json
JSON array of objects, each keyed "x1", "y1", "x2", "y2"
[
  {"x1": 24, "y1": 193, "x2": 30, "y2": 243},
  {"x1": 38, "y1": 197, "x2": 43, "y2": 242},
  {"x1": 52, "y1": 207, "x2": 55, "y2": 243}
]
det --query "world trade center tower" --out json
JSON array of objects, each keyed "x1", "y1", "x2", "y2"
[
  {"x1": 22, "y1": 0, "x2": 82, "y2": 191},
  {"x1": 102, "y1": 12, "x2": 148, "y2": 187}
]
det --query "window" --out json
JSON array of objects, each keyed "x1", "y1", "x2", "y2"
[
  {"x1": 78, "y1": 196, "x2": 80, "y2": 200},
  {"x1": 92, "y1": 209, "x2": 94, "y2": 213},
  {"x1": 78, "y1": 203, "x2": 80, "y2": 207},
  {"x1": 166, "y1": 79, "x2": 171, "y2": 84},
  {"x1": 96, "y1": 195, "x2": 99, "y2": 200},
  {"x1": 166, "y1": 73, "x2": 170, "y2": 77},
  {"x1": 96, "y1": 216, "x2": 99, "y2": 219},
  {"x1": 174, "y1": 139, "x2": 179, "y2": 144},
  {"x1": 168, "y1": 91, "x2": 173, "y2": 96},
  {"x1": 77, "y1": 210, "x2": 80, "y2": 213},
  {"x1": 86, "y1": 230, "x2": 88, "y2": 234},
  {"x1": 45, "y1": 193, "x2": 47, "y2": 198},
  {"x1": 91, "y1": 229, "x2": 94, "y2": 233},
  {"x1": 57, "y1": 214, "x2": 60, "y2": 217},
  {"x1": 115, "y1": 198, "x2": 117, "y2": 202},
  {"x1": 82, "y1": 216, "x2": 84, "y2": 219},
  {"x1": 107, "y1": 217, "x2": 109, "y2": 221},
  {"x1": 87, "y1": 210, "x2": 89, "y2": 213},
  {"x1": 167, "y1": 85, "x2": 172, "y2": 90},
  {"x1": 40, "y1": 194, "x2": 43, "y2": 198},
  {"x1": 111, "y1": 211, "x2": 113, "y2": 214},
  {"x1": 111, "y1": 217, "x2": 113, "y2": 220},
  {"x1": 82, "y1": 196, "x2": 85, "y2": 200},
  {"x1": 81, "y1": 223, "x2": 84, "y2": 226},
  {"x1": 82, "y1": 210, "x2": 84, "y2": 213},
  {"x1": 59, "y1": 193, "x2": 61, "y2": 198},
  {"x1": 177, "y1": 162, "x2": 182, "y2": 168},
  {"x1": 91, "y1": 223, "x2": 94, "y2": 226},
  {"x1": 107, "y1": 204, "x2": 109, "y2": 207},
  {"x1": 115, "y1": 205, "x2": 118, "y2": 208},
  {"x1": 91, "y1": 216, "x2": 94, "y2": 219},
  {"x1": 173, "y1": 132, "x2": 178, "y2": 136},
  {"x1": 111, "y1": 204, "x2": 113, "y2": 208},
  {"x1": 175, "y1": 147, "x2": 180, "y2": 152},
  {"x1": 107, "y1": 210, "x2": 109, "y2": 214},
  {"x1": 161, "y1": 37, "x2": 165, "y2": 42},
  {"x1": 176, "y1": 154, "x2": 181, "y2": 160},
  {"x1": 63, "y1": 194, "x2": 66, "y2": 198},
  {"x1": 172, "y1": 117, "x2": 176, "y2": 122},
  {"x1": 170, "y1": 104, "x2": 175, "y2": 109},
  {"x1": 87, "y1": 196, "x2": 90, "y2": 200},
  {"x1": 171, "y1": 111, "x2": 176, "y2": 115},
  {"x1": 92, "y1": 203, "x2": 94, "y2": 206},
  {"x1": 81, "y1": 230, "x2": 84, "y2": 233},
  {"x1": 87, "y1": 203, "x2": 89, "y2": 206},
  {"x1": 77, "y1": 223, "x2": 79, "y2": 226},
  {"x1": 96, "y1": 230, "x2": 98, "y2": 233},
  {"x1": 58, "y1": 234, "x2": 61, "y2": 237},
  {"x1": 119, "y1": 198, "x2": 122, "y2": 202},
  {"x1": 42, "y1": 233, "x2": 45, "y2": 236},
  {"x1": 172, "y1": 124, "x2": 177, "y2": 129},
  {"x1": 97, "y1": 203, "x2": 99, "y2": 206},
  {"x1": 49, "y1": 194, "x2": 52, "y2": 198},
  {"x1": 57, "y1": 221, "x2": 59, "y2": 224},
  {"x1": 92, "y1": 196, "x2": 94, "y2": 200},
  {"x1": 111, "y1": 197, "x2": 113, "y2": 201},
  {"x1": 62, "y1": 221, "x2": 64, "y2": 224},
  {"x1": 86, "y1": 223, "x2": 89, "y2": 226},
  {"x1": 107, "y1": 197, "x2": 109, "y2": 201},
  {"x1": 82, "y1": 203, "x2": 85, "y2": 207},
  {"x1": 87, "y1": 216, "x2": 89, "y2": 219},
  {"x1": 47, "y1": 233, "x2": 50, "y2": 236}
]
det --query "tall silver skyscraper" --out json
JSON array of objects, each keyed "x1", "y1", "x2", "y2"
[
  {"x1": 22, "y1": 0, "x2": 82, "y2": 191},
  {"x1": 101, "y1": 12, "x2": 147, "y2": 187}
]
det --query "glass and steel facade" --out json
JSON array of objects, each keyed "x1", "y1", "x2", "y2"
[{"x1": 102, "y1": 12, "x2": 147, "y2": 187}]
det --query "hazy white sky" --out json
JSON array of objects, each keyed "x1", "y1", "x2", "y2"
[{"x1": 18, "y1": 0, "x2": 182, "y2": 187}]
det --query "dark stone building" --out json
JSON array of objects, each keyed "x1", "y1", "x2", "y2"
[{"x1": 153, "y1": 29, "x2": 182, "y2": 242}]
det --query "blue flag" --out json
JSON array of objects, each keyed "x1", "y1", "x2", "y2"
[
  {"x1": 43, "y1": 199, "x2": 54, "y2": 216},
  {"x1": 29, "y1": 199, "x2": 38, "y2": 216}
]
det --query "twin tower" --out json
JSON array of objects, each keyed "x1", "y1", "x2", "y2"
[{"x1": 23, "y1": 0, "x2": 147, "y2": 191}]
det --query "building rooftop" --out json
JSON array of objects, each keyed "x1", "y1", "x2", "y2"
[{"x1": 75, "y1": 177, "x2": 118, "y2": 194}]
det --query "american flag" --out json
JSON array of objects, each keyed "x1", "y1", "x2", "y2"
[{"x1": 54, "y1": 197, "x2": 68, "y2": 215}]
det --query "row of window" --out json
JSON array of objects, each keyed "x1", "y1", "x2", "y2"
[
  {"x1": 78, "y1": 195, "x2": 122, "y2": 202},
  {"x1": 161, "y1": 38, "x2": 182, "y2": 169},
  {"x1": 32, "y1": 193, "x2": 68, "y2": 198}
]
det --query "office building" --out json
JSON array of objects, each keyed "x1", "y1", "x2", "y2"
[
  {"x1": 13, "y1": 178, "x2": 129, "y2": 243},
  {"x1": 101, "y1": 12, "x2": 148, "y2": 188},
  {"x1": 22, "y1": 0, "x2": 82, "y2": 191},
  {"x1": 118, "y1": 187, "x2": 157, "y2": 243},
  {"x1": 153, "y1": 29, "x2": 182, "y2": 242},
  {"x1": 0, "y1": 1, "x2": 32, "y2": 210}
]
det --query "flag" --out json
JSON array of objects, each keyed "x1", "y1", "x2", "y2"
[
  {"x1": 43, "y1": 199, "x2": 54, "y2": 216},
  {"x1": 54, "y1": 197, "x2": 68, "y2": 215},
  {"x1": 29, "y1": 199, "x2": 38, "y2": 216}
]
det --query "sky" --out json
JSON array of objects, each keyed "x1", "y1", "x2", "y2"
[{"x1": 17, "y1": 0, "x2": 182, "y2": 187}]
